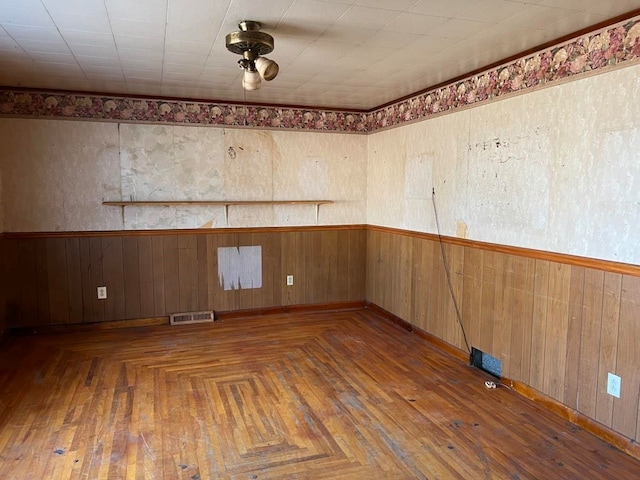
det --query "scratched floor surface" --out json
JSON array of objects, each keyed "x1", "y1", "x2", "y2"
[{"x1": 0, "y1": 309, "x2": 639, "y2": 479}]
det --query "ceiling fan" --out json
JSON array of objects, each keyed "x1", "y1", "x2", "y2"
[{"x1": 225, "y1": 21, "x2": 280, "y2": 91}]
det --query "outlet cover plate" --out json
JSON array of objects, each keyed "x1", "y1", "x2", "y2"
[
  {"x1": 97, "y1": 286, "x2": 107, "y2": 299},
  {"x1": 286, "y1": 275, "x2": 294, "y2": 286},
  {"x1": 607, "y1": 372, "x2": 621, "y2": 398}
]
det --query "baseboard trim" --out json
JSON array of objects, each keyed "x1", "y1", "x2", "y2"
[
  {"x1": 366, "y1": 300, "x2": 640, "y2": 462},
  {"x1": 216, "y1": 301, "x2": 366, "y2": 320},
  {"x1": 8, "y1": 302, "x2": 366, "y2": 336},
  {"x1": 364, "y1": 301, "x2": 470, "y2": 364},
  {"x1": 11, "y1": 316, "x2": 170, "y2": 336},
  {"x1": 504, "y1": 378, "x2": 640, "y2": 462}
]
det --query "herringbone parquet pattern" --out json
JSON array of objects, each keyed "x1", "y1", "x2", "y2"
[{"x1": 1, "y1": 309, "x2": 639, "y2": 479}]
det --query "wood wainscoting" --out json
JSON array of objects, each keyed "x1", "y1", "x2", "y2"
[
  {"x1": 366, "y1": 226, "x2": 640, "y2": 447},
  {"x1": 0, "y1": 226, "x2": 366, "y2": 329}
]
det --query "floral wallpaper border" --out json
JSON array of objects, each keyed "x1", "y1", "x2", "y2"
[
  {"x1": 367, "y1": 17, "x2": 640, "y2": 131},
  {"x1": 1, "y1": 16, "x2": 639, "y2": 134}
]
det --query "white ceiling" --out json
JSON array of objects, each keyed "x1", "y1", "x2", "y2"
[{"x1": 1, "y1": 0, "x2": 639, "y2": 110}]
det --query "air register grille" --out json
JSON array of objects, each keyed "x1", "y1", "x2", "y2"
[{"x1": 170, "y1": 311, "x2": 215, "y2": 325}]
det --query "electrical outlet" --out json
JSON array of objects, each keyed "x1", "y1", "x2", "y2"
[
  {"x1": 607, "y1": 372, "x2": 621, "y2": 398},
  {"x1": 286, "y1": 275, "x2": 294, "y2": 286},
  {"x1": 97, "y1": 286, "x2": 107, "y2": 300}
]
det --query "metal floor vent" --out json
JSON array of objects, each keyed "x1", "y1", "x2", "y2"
[
  {"x1": 170, "y1": 310, "x2": 215, "y2": 326},
  {"x1": 471, "y1": 347, "x2": 502, "y2": 378}
]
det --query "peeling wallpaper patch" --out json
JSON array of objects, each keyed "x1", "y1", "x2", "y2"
[
  {"x1": 0, "y1": 16, "x2": 639, "y2": 133},
  {"x1": 217, "y1": 246, "x2": 262, "y2": 291}
]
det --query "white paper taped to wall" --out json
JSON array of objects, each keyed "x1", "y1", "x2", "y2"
[{"x1": 217, "y1": 246, "x2": 262, "y2": 291}]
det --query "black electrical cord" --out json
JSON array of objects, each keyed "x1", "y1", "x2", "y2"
[{"x1": 431, "y1": 187, "x2": 471, "y2": 354}]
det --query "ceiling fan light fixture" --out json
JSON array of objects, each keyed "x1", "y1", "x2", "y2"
[
  {"x1": 226, "y1": 21, "x2": 278, "y2": 91},
  {"x1": 255, "y1": 57, "x2": 279, "y2": 81},
  {"x1": 242, "y1": 69, "x2": 262, "y2": 91}
]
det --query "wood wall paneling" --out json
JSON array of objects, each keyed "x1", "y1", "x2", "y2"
[
  {"x1": 46, "y1": 237, "x2": 70, "y2": 325},
  {"x1": 178, "y1": 235, "x2": 199, "y2": 313},
  {"x1": 88, "y1": 237, "x2": 105, "y2": 322},
  {"x1": 543, "y1": 262, "x2": 571, "y2": 402},
  {"x1": 614, "y1": 275, "x2": 640, "y2": 439},
  {"x1": 578, "y1": 269, "x2": 605, "y2": 418},
  {"x1": 151, "y1": 236, "x2": 166, "y2": 317},
  {"x1": 102, "y1": 236, "x2": 126, "y2": 321},
  {"x1": 364, "y1": 227, "x2": 640, "y2": 445},
  {"x1": 509, "y1": 255, "x2": 535, "y2": 384},
  {"x1": 0, "y1": 227, "x2": 366, "y2": 328},
  {"x1": 595, "y1": 272, "x2": 622, "y2": 427},
  {"x1": 137, "y1": 236, "x2": 156, "y2": 318},
  {"x1": 35, "y1": 238, "x2": 51, "y2": 324},
  {"x1": 529, "y1": 260, "x2": 550, "y2": 392},
  {"x1": 65, "y1": 237, "x2": 84, "y2": 323},
  {"x1": 563, "y1": 265, "x2": 585, "y2": 409},
  {"x1": 122, "y1": 237, "x2": 142, "y2": 320},
  {"x1": 462, "y1": 246, "x2": 483, "y2": 356},
  {"x1": 17, "y1": 239, "x2": 38, "y2": 327},
  {"x1": 493, "y1": 253, "x2": 513, "y2": 377}
]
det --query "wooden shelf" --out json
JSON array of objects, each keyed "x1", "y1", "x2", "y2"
[
  {"x1": 102, "y1": 200, "x2": 333, "y2": 207},
  {"x1": 102, "y1": 200, "x2": 334, "y2": 225}
]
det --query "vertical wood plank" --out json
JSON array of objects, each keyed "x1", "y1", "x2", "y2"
[
  {"x1": 411, "y1": 236, "x2": 428, "y2": 331},
  {"x1": 4, "y1": 240, "x2": 23, "y2": 327},
  {"x1": 394, "y1": 234, "x2": 413, "y2": 322},
  {"x1": 81, "y1": 238, "x2": 100, "y2": 322},
  {"x1": 137, "y1": 236, "x2": 155, "y2": 318},
  {"x1": 445, "y1": 244, "x2": 465, "y2": 350},
  {"x1": 102, "y1": 237, "x2": 126, "y2": 321},
  {"x1": 335, "y1": 230, "x2": 351, "y2": 303},
  {"x1": 151, "y1": 236, "x2": 166, "y2": 317},
  {"x1": 543, "y1": 262, "x2": 571, "y2": 402},
  {"x1": 35, "y1": 238, "x2": 51, "y2": 325},
  {"x1": 322, "y1": 230, "x2": 340, "y2": 302},
  {"x1": 509, "y1": 255, "x2": 535, "y2": 384},
  {"x1": 478, "y1": 250, "x2": 496, "y2": 355},
  {"x1": 577, "y1": 269, "x2": 604, "y2": 418},
  {"x1": 366, "y1": 230, "x2": 380, "y2": 306},
  {"x1": 122, "y1": 237, "x2": 141, "y2": 320},
  {"x1": 305, "y1": 232, "x2": 324, "y2": 304},
  {"x1": 348, "y1": 229, "x2": 366, "y2": 301},
  {"x1": 17, "y1": 240, "x2": 38, "y2": 327},
  {"x1": 462, "y1": 246, "x2": 483, "y2": 352},
  {"x1": 613, "y1": 275, "x2": 640, "y2": 439},
  {"x1": 296, "y1": 231, "x2": 309, "y2": 306},
  {"x1": 178, "y1": 235, "x2": 198, "y2": 312},
  {"x1": 65, "y1": 238, "x2": 83, "y2": 324},
  {"x1": 595, "y1": 272, "x2": 622, "y2": 427},
  {"x1": 197, "y1": 234, "x2": 210, "y2": 311},
  {"x1": 163, "y1": 235, "x2": 180, "y2": 315},
  {"x1": 430, "y1": 240, "x2": 446, "y2": 340},
  {"x1": 46, "y1": 238, "x2": 70, "y2": 324},
  {"x1": 495, "y1": 254, "x2": 514, "y2": 377},
  {"x1": 206, "y1": 234, "x2": 219, "y2": 311},
  {"x1": 377, "y1": 232, "x2": 391, "y2": 312},
  {"x1": 529, "y1": 260, "x2": 550, "y2": 392},
  {"x1": 563, "y1": 265, "x2": 585, "y2": 409}
]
